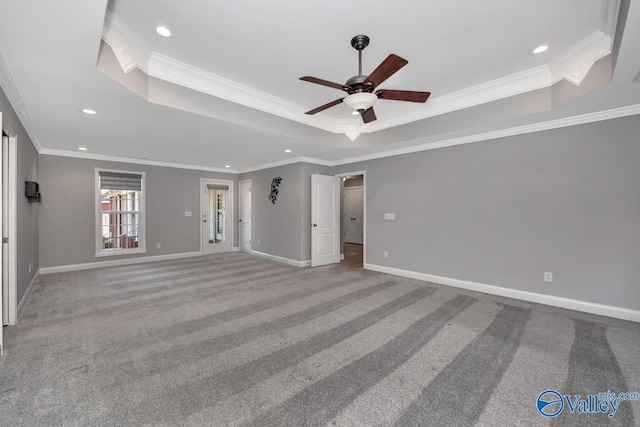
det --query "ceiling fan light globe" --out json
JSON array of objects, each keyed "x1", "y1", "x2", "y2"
[{"x1": 344, "y1": 93, "x2": 377, "y2": 112}]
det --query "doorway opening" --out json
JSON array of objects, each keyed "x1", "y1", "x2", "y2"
[
  {"x1": 239, "y1": 180, "x2": 251, "y2": 253},
  {"x1": 337, "y1": 172, "x2": 365, "y2": 269},
  {"x1": 201, "y1": 179, "x2": 233, "y2": 255}
]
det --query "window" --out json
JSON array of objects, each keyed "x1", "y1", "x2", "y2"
[{"x1": 96, "y1": 169, "x2": 145, "y2": 256}]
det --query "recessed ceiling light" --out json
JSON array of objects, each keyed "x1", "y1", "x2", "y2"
[
  {"x1": 78, "y1": 147, "x2": 88, "y2": 151},
  {"x1": 224, "y1": 164, "x2": 231, "y2": 168},
  {"x1": 156, "y1": 25, "x2": 172, "y2": 37},
  {"x1": 284, "y1": 149, "x2": 292, "y2": 153},
  {"x1": 533, "y1": 45, "x2": 548, "y2": 54},
  {"x1": 81, "y1": 108, "x2": 97, "y2": 115}
]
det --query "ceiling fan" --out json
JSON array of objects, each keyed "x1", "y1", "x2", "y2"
[{"x1": 300, "y1": 35, "x2": 431, "y2": 123}]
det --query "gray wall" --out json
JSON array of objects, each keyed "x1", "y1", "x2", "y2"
[
  {"x1": 239, "y1": 163, "x2": 304, "y2": 261},
  {"x1": 0, "y1": 86, "x2": 39, "y2": 303},
  {"x1": 38, "y1": 155, "x2": 237, "y2": 268},
  {"x1": 239, "y1": 162, "x2": 330, "y2": 262},
  {"x1": 7, "y1": 75, "x2": 640, "y2": 314},
  {"x1": 332, "y1": 115, "x2": 640, "y2": 311}
]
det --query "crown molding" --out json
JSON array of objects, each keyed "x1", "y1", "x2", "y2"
[
  {"x1": 39, "y1": 148, "x2": 238, "y2": 174},
  {"x1": 238, "y1": 104, "x2": 640, "y2": 172},
  {"x1": 0, "y1": 48, "x2": 21, "y2": 111},
  {"x1": 365, "y1": 65, "x2": 553, "y2": 133},
  {"x1": 102, "y1": 11, "x2": 151, "y2": 74},
  {"x1": 102, "y1": 11, "x2": 342, "y2": 134},
  {"x1": 366, "y1": 31, "x2": 616, "y2": 133},
  {"x1": 238, "y1": 156, "x2": 332, "y2": 174},
  {"x1": 0, "y1": 47, "x2": 44, "y2": 151},
  {"x1": 549, "y1": 31, "x2": 613, "y2": 86},
  {"x1": 147, "y1": 52, "x2": 340, "y2": 134},
  {"x1": 35, "y1": 105, "x2": 640, "y2": 174},
  {"x1": 600, "y1": 0, "x2": 622, "y2": 36},
  {"x1": 102, "y1": 11, "x2": 617, "y2": 140},
  {"x1": 330, "y1": 104, "x2": 640, "y2": 166}
]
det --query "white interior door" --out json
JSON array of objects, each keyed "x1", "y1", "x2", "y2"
[
  {"x1": 311, "y1": 174, "x2": 340, "y2": 267},
  {"x1": 202, "y1": 179, "x2": 233, "y2": 255},
  {"x1": 1, "y1": 133, "x2": 7, "y2": 326},
  {"x1": 239, "y1": 180, "x2": 252, "y2": 252},
  {"x1": 344, "y1": 186, "x2": 363, "y2": 244},
  {"x1": 1, "y1": 114, "x2": 4, "y2": 354}
]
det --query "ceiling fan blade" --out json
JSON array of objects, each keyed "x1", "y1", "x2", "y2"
[
  {"x1": 363, "y1": 54, "x2": 408, "y2": 88},
  {"x1": 300, "y1": 76, "x2": 350, "y2": 91},
  {"x1": 305, "y1": 98, "x2": 344, "y2": 115},
  {"x1": 360, "y1": 107, "x2": 377, "y2": 123},
  {"x1": 376, "y1": 89, "x2": 431, "y2": 103}
]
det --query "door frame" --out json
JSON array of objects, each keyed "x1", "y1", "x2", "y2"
[
  {"x1": 1, "y1": 116, "x2": 18, "y2": 328},
  {"x1": 343, "y1": 185, "x2": 364, "y2": 245},
  {"x1": 335, "y1": 171, "x2": 366, "y2": 265},
  {"x1": 200, "y1": 178, "x2": 234, "y2": 255},
  {"x1": 239, "y1": 179, "x2": 251, "y2": 253}
]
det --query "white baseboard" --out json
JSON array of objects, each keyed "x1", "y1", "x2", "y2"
[
  {"x1": 40, "y1": 251, "x2": 202, "y2": 275},
  {"x1": 251, "y1": 250, "x2": 310, "y2": 268},
  {"x1": 232, "y1": 246, "x2": 241, "y2": 252},
  {"x1": 364, "y1": 263, "x2": 640, "y2": 323},
  {"x1": 17, "y1": 268, "x2": 40, "y2": 320}
]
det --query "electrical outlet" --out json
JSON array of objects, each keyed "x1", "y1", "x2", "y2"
[
  {"x1": 383, "y1": 251, "x2": 388, "y2": 258},
  {"x1": 544, "y1": 272, "x2": 553, "y2": 282},
  {"x1": 157, "y1": 243, "x2": 162, "y2": 249}
]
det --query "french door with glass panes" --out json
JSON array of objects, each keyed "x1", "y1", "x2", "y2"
[{"x1": 202, "y1": 179, "x2": 233, "y2": 254}]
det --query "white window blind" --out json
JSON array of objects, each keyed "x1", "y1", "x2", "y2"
[
  {"x1": 99, "y1": 171, "x2": 143, "y2": 191},
  {"x1": 207, "y1": 184, "x2": 229, "y2": 191}
]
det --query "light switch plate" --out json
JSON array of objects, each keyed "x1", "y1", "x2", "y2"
[
  {"x1": 184, "y1": 211, "x2": 192, "y2": 217},
  {"x1": 384, "y1": 213, "x2": 395, "y2": 220}
]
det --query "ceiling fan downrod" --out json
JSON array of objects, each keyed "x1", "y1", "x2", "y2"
[{"x1": 351, "y1": 35, "x2": 370, "y2": 77}]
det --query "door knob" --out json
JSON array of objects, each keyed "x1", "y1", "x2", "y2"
[
  {"x1": 239, "y1": 219, "x2": 243, "y2": 222},
  {"x1": 313, "y1": 223, "x2": 318, "y2": 227}
]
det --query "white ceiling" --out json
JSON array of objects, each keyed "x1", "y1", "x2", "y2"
[{"x1": 0, "y1": 0, "x2": 639, "y2": 172}]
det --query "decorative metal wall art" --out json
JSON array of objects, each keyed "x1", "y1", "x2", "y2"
[{"x1": 268, "y1": 176, "x2": 282, "y2": 204}]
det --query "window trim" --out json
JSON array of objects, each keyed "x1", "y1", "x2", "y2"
[{"x1": 95, "y1": 167, "x2": 146, "y2": 257}]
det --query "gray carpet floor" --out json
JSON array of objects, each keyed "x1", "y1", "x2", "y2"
[{"x1": 1, "y1": 253, "x2": 639, "y2": 426}]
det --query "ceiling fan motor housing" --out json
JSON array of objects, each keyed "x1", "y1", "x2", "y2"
[{"x1": 345, "y1": 75, "x2": 373, "y2": 94}]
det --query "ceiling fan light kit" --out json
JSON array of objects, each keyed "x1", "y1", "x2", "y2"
[
  {"x1": 344, "y1": 93, "x2": 378, "y2": 112},
  {"x1": 300, "y1": 35, "x2": 431, "y2": 124}
]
